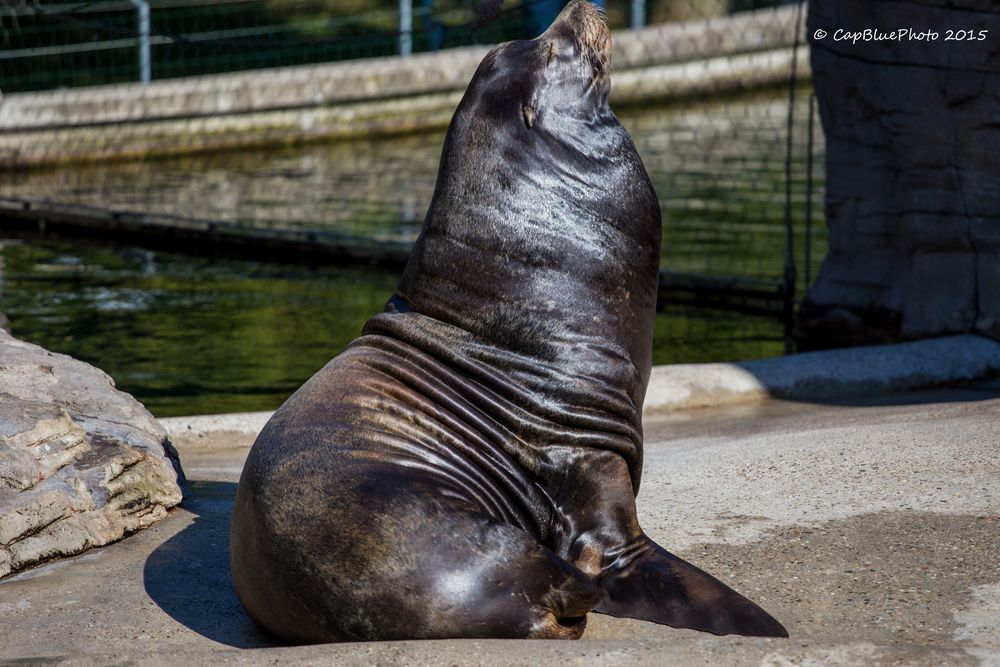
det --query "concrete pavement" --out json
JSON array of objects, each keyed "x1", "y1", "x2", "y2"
[{"x1": 1, "y1": 383, "x2": 998, "y2": 665}]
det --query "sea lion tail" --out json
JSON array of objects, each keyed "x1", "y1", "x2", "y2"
[{"x1": 595, "y1": 535, "x2": 789, "y2": 638}]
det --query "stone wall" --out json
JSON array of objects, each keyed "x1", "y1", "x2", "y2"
[
  {"x1": 800, "y1": 0, "x2": 1000, "y2": 348},
  {"x1": 0, "y1": 6, "x2": 807, "y2": 168}
]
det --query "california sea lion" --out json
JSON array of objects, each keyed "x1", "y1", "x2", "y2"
[{"x1": 230, "y1": 1, "x2": 787, "y2": 643}]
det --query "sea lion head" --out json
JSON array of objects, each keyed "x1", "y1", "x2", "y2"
[
  {"x1": 467, "y1": 0, "x2": 613, "y2": 132},
  {"x1": 541, "y1": 0, "x2": 612, "y2": 90},
  {"x1": 530, "y1": 0, "x2": 612, "y2": 108}
]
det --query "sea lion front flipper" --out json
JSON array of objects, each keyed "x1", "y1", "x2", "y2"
[{"x1": 595, "y1": 536, "x2": 788, "y2": 638}]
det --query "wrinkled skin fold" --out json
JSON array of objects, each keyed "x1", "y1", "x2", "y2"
[{"x1": 230, "y1": 0, "x2": 788, "y2": 643}]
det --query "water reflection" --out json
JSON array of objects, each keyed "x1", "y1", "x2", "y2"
[
  {"x1": 0, "y1": 89, "x2": 822, "y2": 416},
  {"x1": 0, "y1": 89, "x2": 825, "y2": 282},
  {"x1": 1, "y1": 239, "x2": 397, "y2": 416},
  {"x1": 2, "y1": 238, "x2": 785, "y2": 417},
  {"x1": 1, "y1": 136, "x2": 439, "y2": 244}
]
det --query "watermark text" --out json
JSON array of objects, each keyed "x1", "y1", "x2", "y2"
[{"x1": 812, "y1": 28, "x2": 989, "y2": 44}]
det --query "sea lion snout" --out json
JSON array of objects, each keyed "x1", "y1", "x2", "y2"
[{"x1": 542, "y1": 0, "x2": 611, "y2": 87}]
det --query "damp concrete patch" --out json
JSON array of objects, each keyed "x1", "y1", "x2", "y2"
[
  {"x1": 679, "y1": 512, "x2": 1000, "y2": 648},
  {"x1": 953, "y1": 583, "x2": 1000, "y2": 650}
]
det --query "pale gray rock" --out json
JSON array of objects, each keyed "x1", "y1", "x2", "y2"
[
  {"x1": 0, "y1": 329, "x2": 183, "y2": 578},
  {"x1": 801, "y1": 0, "x2": 1000, "y2": 348}
]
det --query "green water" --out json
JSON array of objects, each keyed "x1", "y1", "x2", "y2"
[
  {"x1": 1, "y1": 240, "x2": 396, "y2": 416},
  {"x1": 0, "y1": 90, "x2": 822, "y2": 417},
  {"x1": 0, "y1": 239, "x2": 785, "y2": 417}
]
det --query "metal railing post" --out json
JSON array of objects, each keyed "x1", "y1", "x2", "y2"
[
  {"x1": 782, "y1": 0, "x2": 807, "y2": 355},
  {"x1": 399, "y1": 0, "x2": 413, "y2": 57},
  {"x1": 129, "y1": 0, "x2": 151, "y2": 84},
  {"x1": 631, "y1": 0, "x2": 646, "y2": 30}
]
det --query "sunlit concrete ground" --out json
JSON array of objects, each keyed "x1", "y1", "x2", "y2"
[{"x1": 1, "y1": 383, "x2": 998, "y2": 665}]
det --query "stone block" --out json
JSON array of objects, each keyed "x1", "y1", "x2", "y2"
[{"x1": 0, "y1": 330, "x2": 183, "y2": 578}]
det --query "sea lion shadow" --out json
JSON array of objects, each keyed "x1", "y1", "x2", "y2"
[
  {"x1": 778, "y1": 380, "x2": 1000, "y2": 408},
  {"x1": 143, "y1": 480, "x2": 278, "y2": 649}
]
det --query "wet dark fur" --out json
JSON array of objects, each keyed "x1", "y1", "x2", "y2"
[{"x1": 230, "y1": 1, "x2": 787, "y2": 643}]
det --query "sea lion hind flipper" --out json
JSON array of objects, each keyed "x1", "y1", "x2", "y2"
[{"x1": 594, "y1": 537, "x2": 788, "y2": 638}]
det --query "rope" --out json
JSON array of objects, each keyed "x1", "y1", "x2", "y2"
[{"x1": 781, "y1": 0, "x2": 806, "y2": 354}]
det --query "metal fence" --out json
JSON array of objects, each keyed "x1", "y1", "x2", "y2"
[
  {"x1": 0, "y1": 0, "x2": 823, "y2": 412},
  {"x1": 1, "y1": 0, "x2": 795, "y2": 92}
]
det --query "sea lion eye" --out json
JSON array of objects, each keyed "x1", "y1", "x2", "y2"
[{"x1": 522, "y1": 104, "x2": 536, "y2": 130}]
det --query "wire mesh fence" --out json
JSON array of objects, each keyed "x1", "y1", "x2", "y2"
[
  {"x1": 1, "y1": 0, "x2": 797, "y2": 91},
  {"x1": 0, "y1": 0, "x2": 824, "y2": 414}
]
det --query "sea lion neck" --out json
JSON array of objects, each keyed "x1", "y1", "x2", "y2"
[
  {"x1": 384, "y1": 0, "x2": 660, "y2": 461},
  {"x1": 393, "y1": 108, "x2": 660, "y2": 385}
]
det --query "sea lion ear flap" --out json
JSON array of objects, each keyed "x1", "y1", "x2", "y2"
[
  {"x1": 522, "y1": 104, "x2": 536, "y2": 130},
  {"x1": 595, "y1": 536, "x2": 789, "y2": 638}
]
